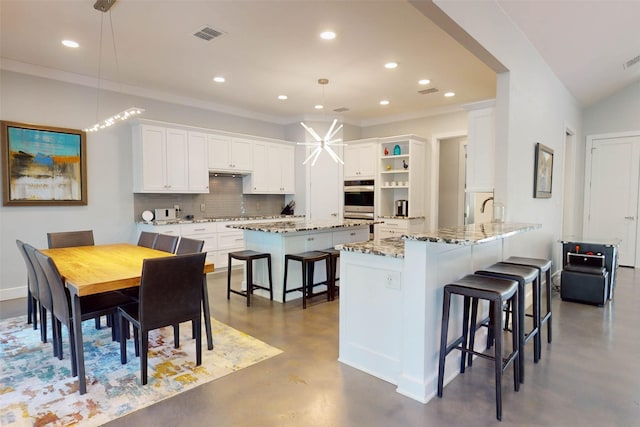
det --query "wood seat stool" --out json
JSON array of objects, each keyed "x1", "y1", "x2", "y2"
[
  {"x1": 227, "y1": 250, "x2": 273, "y2": 307},
  {"x1": 319, "y1": 248, "x2": 340, "y2": 300},
  {"x1": 502, "y1": 256, "x2": 553, "y2": 350},
  {"x1": 437, "y1": 274, "x2": 520, "y2": 421},
  {"x1": 283, "y1": 251, "x2": 331, "y2": 309},
  {"x1": 475, "y1": 262, "x2": 541, "y2": 384}
]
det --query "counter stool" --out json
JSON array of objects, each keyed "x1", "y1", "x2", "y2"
[
  {"x1": 283, "y1": 251, "x2": 331, "y2": 309},
  {"x1": 475, "y1": 263, "x2": 540, "y2": 384},
  {"x1": 437, "y1": 274, "x2": 520, "y2": 421},
  {"x1": 502, "y1": 256, "x2": 552, "y2": 351},
  {"x1": 319, "y1": 248, "x2": 340, "y2": 300},
  {"x1": 227, "y1": 250, "x2": 273, "y2": 307}
]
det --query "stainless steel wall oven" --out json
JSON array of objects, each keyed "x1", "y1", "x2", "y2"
[{"x1": 344, "y1": 179, "x2": 375, "y2": 220}]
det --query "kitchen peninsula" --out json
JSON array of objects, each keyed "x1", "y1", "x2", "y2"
[
  {"x1": 228, "y1": 219, "x2": 372, "y2": 303},
  {"x1": 338, "y1": 222, "x2": 541, "y2": 404}
]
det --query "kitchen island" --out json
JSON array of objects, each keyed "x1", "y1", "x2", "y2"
[
  {"x1": 228, "y1": 219, "x2": 372, "y2": 303},
  {"x1": 338, "y1": 222, "x2": 541, "y2": 404}
]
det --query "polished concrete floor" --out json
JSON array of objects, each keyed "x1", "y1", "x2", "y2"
[{"x1": 2, "y1": 267, "x2": 640, "y2": 426}]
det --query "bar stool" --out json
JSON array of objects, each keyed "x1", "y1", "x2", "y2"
[
  {"x1": 319, "y1": 248, "x2": 340, "y2": 300},
  {"x1": 502, "y1": 256, "x2": 552, "y2": 350},
  {"x1": 437, "y1": 274, "x2": 520, "y2": 421},
  {"x1": 283, "y1": 251, "x2": 331, "y2": 309},
  {"x1": 475, "y1": 263, "x2": 540, "y2": 384},
  {"x1": 227, "y1": 250, "x2": 273, "y2": 307}
]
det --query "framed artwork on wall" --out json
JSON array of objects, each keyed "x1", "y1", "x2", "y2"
[
  {"x1": 1, "y1": 121, "x2": 87, "y2": 206},
  {"x1": 533, "y1": 142, "x2": 553, "y2": 199}
]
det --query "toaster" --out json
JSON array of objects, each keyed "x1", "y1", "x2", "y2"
[{"x1": 154, "y1": 208, "x2": 177, "y2": 221}]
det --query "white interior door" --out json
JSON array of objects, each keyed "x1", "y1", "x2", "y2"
[
  {"x1": 585, "y1": 136, "x2": 640, "y2": 266},
  {"x1": 309, "y1": 146, "x2": 342, "y2": 221}
]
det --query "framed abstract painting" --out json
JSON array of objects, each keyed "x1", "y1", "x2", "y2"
[{"x1": 1, "y1": 121, "x2": 87, "y2": 206}]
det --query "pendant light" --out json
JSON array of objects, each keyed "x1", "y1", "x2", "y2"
[
  {"x1": 84, "y1": 0, "x2": 144, "y2": 132},
  {"x1": 298, "y1": 78, "x2": 345, "y2": 166}
]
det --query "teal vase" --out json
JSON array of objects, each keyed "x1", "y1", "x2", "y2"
[{"x1": 393, "y1": 144, "x2": 401, "y2": 155}]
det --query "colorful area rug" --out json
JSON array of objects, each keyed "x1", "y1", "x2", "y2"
[{"x1": 0, "y1": 315, "x2": 282, "y2": 426}]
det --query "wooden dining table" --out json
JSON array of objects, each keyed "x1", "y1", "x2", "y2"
[{"x1": 40, "y1": 243, "x2": 215, "y2": 394}]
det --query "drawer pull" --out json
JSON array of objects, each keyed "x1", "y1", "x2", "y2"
[
  {"x1": 194, "y1": 228, "x2": 206, "y2": 231},
  {"x1": 307, "y1": 237, "x2": 314, "y2": 241},
  {"x1": 350, "y1": 232, "x2": 356, "y2": 236}
]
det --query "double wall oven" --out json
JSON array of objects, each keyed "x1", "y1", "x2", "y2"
[{"x1": 344, "y1": 179, "x2": 375, "y2": 220}]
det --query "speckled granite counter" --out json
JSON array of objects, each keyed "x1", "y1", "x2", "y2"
[
  {"x1": 228, "y1": 219, "x2": 375, "y2": 233},
  {"x1": 337, "y1": 237, "x2": 405, "y2": 258},
  {"x1": 145, "y1": 214, "x2": 303, "y2": 226},
  {"x1": 403, "y1": 222, "x2": 541, "y2": 245}
]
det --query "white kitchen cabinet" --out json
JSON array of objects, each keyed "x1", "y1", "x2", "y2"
[
  {"x1": 208, "y1": 134, "x2": 253, "y2": 172},
  {"x1": 344, "y1": 141, "x2": 378, "y2": 179},
  {"x1": 375, "y1": 218, "x2": 424, "y2": 240},
  {"x1": 243, "y1": 142, "x2": 295, "y2": 194},
  {"x1": 465, "y1": 104, "x2": 495, "y2": 192},
  {"x1": 377, "y1": 136, "x2": 426, "y2": 218},
  {"x1": 133, "y1": 124, "x2": 189, "y2": 193},
  {"x1": 132, "y1": 124, "x2": 209, "y2": 193}
]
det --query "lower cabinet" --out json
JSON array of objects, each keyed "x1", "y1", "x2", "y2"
[{"x1": 375, "y1": 218, "x2": 424, "y2": 240}]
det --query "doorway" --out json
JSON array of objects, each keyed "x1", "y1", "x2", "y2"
[{"x1": 437, "y1": 136, "x2": 466, "y2": 228}]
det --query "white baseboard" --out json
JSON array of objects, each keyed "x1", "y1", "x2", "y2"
[{"x1": 1, "y1": 286, "x2": 26, "y2": 302}]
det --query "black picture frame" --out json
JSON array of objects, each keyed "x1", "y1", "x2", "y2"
[
  {"x1": 1, "y1": 121, "x2": 87, "y2": 206},
  {"x1": 533, "y1": 142, "x2": 553, "y2": 199}
]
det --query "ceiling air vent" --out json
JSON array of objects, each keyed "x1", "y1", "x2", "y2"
[
  {"x1": 333, "y1": 107, "x2": 350, "y2": 113},
  {"x1": 418, "y1": 88, "x2": 439, "y2": 95},
  {"x1": 193, "y1": 26, "x2": 224, "y2": 41},
  {"x1": 623, "y1": 54, "x2": 640, "y2": 70}
]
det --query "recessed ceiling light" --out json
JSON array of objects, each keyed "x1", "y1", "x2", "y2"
[
  {"x1": 384, "y1": 62, "x2": 398, "y2": 69},
  {"x1": 444, "y1": 92, "x2": 456, "y2": 97},
  {"x1": 314, "y1": 104, "x2": 324, "y2": 110},
  {"x1": 278, "y1": 95, "x2": 288, "y2": 100},
  {"x1": 379, "y1": 100, "x2": 390, "y2": 106},
  {"x1": 418, "y1": 79, "x2": 430, "y2": 85},
  {"x1": 62, "y1": 40, "x2": 79, "y2": 48},
  {"x1": 320, "y1": 31, "x2": 336, "y2": 40},
  {"x1": 213, "y1": 76, "x2": 225, "y2": 83}
]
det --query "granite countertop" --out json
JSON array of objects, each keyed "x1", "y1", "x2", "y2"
[
  {"x1": 144, "y1": 214, "x2": 304, "y2": 226},
  {"x1": 338, "y1": 237, "x2": 405, "y2": 258},
  {"x1": 228, "y1": 219, "x2": 376, "y2": 233},
  {"x1": 403, "y1": 222, "x2": 541, "y2": 245}
]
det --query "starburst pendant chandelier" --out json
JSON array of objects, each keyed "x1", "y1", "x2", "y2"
[{"x1": 298, "y1": 78, "x2": 345, "y2": 166}]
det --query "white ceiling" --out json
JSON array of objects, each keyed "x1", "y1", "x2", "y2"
[{"x1": 1, "y1": 1, "x2": 638, "y2": 125}]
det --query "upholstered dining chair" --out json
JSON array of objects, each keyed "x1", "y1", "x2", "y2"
[
  {"x1": 152, "y1": 234, "x2": 179, "y2": 253},
  {"x1": 34, "y1": 250, "x2": 135, "y2": 376},
  {"x1": 47, "y1": 230, "x2": 95, "y2": 249},
  {"x1": 16, "y1": 240, "x2": 40, "y2": 330},
  {"x1": 137, "y1": 231, "x2": 158, "y2": 249},
  {"x1": 175, "y1": 237, "x2": 205, "y2": 255},
  {"x1": 118, "y1": 252, "x2": 206, "y2": 385},
  {"x1": 23, "y1": 243, "x2": 56, "y2": 354}
]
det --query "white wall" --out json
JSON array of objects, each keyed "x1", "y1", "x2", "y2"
[
  {"x1": 0, "y1": 71, "x2": 286, "y2": 300},
  {"x1": 432, "y1": 0, "x2": 583, "y2": 269},
  {"x1": 583, "y1": 80, "x2": 640, "y2": 136}
]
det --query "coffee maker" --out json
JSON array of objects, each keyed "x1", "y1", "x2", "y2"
[{"x1": 395, "y1": 200, "x2": 408, "y2": 217}]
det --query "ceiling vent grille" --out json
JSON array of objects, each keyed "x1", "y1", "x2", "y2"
[
  {"x1": 623, "y1": 54, "x2": 640, "y2": 70},
  {"x1": 418, "y1": 88, "x2": 439, "y2": 95},
  {"x1": 333, "y1": 107, "x2": 350, "y2": 113},
  {"x1": 193, "y1": 26, "x2": 224, "y2": 41}
]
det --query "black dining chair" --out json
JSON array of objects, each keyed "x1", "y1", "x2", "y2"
[
  {"x1": 23, "y1": 243, "x2": 56, "y2": 354},
  {"x1": 16, "y1": 240, "x2": 40, "y2": 330},
  {"x1": 34, "y1": 250, "x2": 136, "y2": 376},
  {"x1": 137, "y1": 231, "x2": 158, "y2": 249},
  {"x1": 153, "y1": 234, "x2": 179, "y2": 253},
  {"x1": 47, "y1": 230, "x2": 95, "y2": 249},
  {"x1": 118, "y1": 252, "x2": 206, "y2": 385},
  {"x1": 175, "y1": 237, "x2": 205, "y2": 255}
]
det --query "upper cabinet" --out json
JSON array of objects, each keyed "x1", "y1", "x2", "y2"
[
  {"x1": 186, "y1": 132, "x2": 211, "y2": 193},
  {"x1": 344, "y1": 140, "x2": 378, "y2": 179},
  {"x1": 133, "y1": 124, "x2": 202, "y2": 193},
  {"x1": 465, "y1": 103, "x2": 495, "y2": 192},
  {"x1": 243, "y1": 142, "x2": 295, "y2": 194},
  {"x1": 207, "y1": 135, "x2": 253, "y2": 172},
  {"x1": 377, "y1": 136, "x2": 426, "y2": 218}
]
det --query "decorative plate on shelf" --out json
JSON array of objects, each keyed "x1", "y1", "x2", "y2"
[{"x1": 142, "y1": 210, "x2": 154, "y2": 223}]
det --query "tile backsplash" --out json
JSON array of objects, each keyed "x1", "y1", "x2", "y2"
[{"x1": 133, "y1": 175, "x2": 286, "y2": 221}]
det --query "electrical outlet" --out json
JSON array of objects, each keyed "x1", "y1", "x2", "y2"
[
  {"x1": 200, "y1": 203, "x2": 206, "y2": 212},
  {"x1": 384, "y1": 272, "x2": 401, "y2": 290}
]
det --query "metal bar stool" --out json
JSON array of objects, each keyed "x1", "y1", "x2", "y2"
[
  {"x1": 319, "y1": 248, "x2": 340, "y2": 301},
  {"x1": 475, "y1": 263, "x2": 541, "y2": 384},
  {"x1": 502, "y1": 256, "x2": 552, "y2": 351},
  {"x1": 227, "y1": 250, "x2": 273, "y2": 306},
  {"x1": 283, "y1": 251, "x2": 331, "y2": 309},
  {"x1": 437, "y1": 274, "x2": 520, "y2": 421}
]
